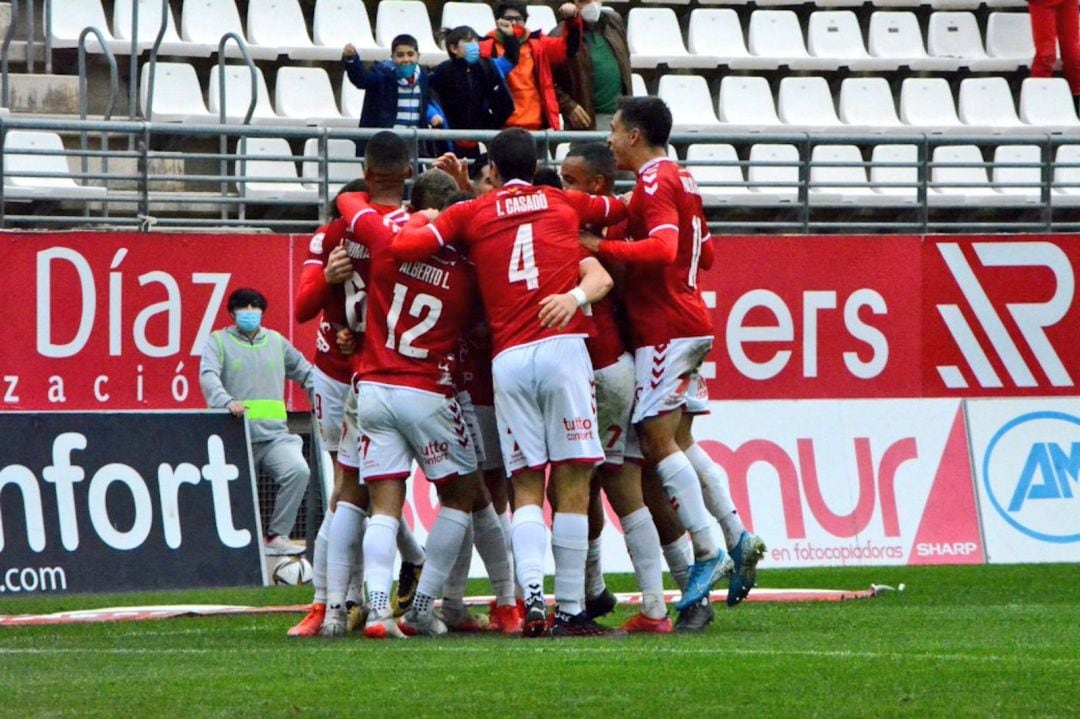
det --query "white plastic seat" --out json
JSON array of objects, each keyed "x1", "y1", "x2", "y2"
[
  {"x1": 302, "y1": 138, "x2": 365, "y2": 193},
  {"x1": 48, "y1": 0, "x2": 130, "y2": 54},
  {"x1": 442, "y1": 3, "x2": 496, "y2": 36},
  {"x1": 871, "y1": 144, "x2": 919, "y2": 200},
  {"x1": 900, "y1": 78, "x2": 961, "y2": 128},
  {"x1": 685, "y1": 144, "x2": 754, "y2": 206},
  {"x1": 993, "y1": 145, "x2": 1043, "y2": 201},
  {"x1": 375, "y1": 1, "x2": 442, "y2": 63},
  {"x1": 113, "y1": 0, "x2": 199, "y2": 55},
  {"x1": 1053, "y1": 145, "x2": 1080, "y2": 204},
  {"x1": 930, "y1": 145, "x2": 1013, "y2": 205},
  {"x1": 927, "y1": 12, "x2": 1014, "y2": 71},
  {"x1": 657, "y1": 75, "x2": 721, "y2": 130},
  {"x1": 985, "y1": 12, "x2": 1035, "y2": 69},
  {"x1": 526, "y1": 5, "x2": 558, "y2": 34},
  {"x1": 868, "y1": 11, "x2": 959, "y2": 70},
  {"x1": 809, "y1": 144, "x2": 893, "y2": 205},
  {"x1": 631, "y1": 73, "x2": 647, "y2": 97},
  {"x1": 958, "y1": 77, "x2": 1022, "y2": 128},
  {"x1": 247, "y1": 0, "x2": 321, "y2": 59},
  {"x1": 276, "y1": 67, "x2": 354, "y2": 126},
  {"x1": 807, "y1": 11, "x2": 898, "y2": 70},
  {"x1": 985, "y1": 0, "x2": 1027, "y2": 8},
  {"x1": 341, "y1": 80, "x2": 366, "y2": 119},
  {"x1": 839, "y1": 78, "x2": 902, "y2": 128},
  {"x1": 1020, "y1": 78, "x2": 1080, "y2": 127},
  {"x1": 718, "y1": 75, "x2": 781, "y2": 126},
  {"x1": 180, "y1": 0, "x2": 278, "y2": 59},
  {"x1": 749, "y1": 11, "x2": 836, "y2": 70},
  {"x1": 778, "y1": 76, "x2": 841, "y2": 127},
  {"x1": 207, "y1": 65, "x2": 297, "y2": 125},
  {"x1": 688, "y1": 9, "x2": 777, "y2": 70},
  {"x1": 3, "y1": 131, "x2": 107, "y2": 200},
  {"x1": 314, "y1": 0, "x2": 383, "y2": 61},
  {"x1": 747, "y1": 144, "x2": 800, "y2": 202},
  {"x1": 139, "y1": 61, "x2": 215, "y2": 122},
  {"x1": 236, "y1": 137, "x2": 317, "y2": 201},
  {"x1": 628, "y1": 8, "x2": 698, "y2": 68}
]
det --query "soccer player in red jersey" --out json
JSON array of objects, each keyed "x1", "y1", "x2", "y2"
[
  {"x1": 586, "y1": 96, "x2": 764, "y2": 614},
  {"x1": 394, "y1": 128, "x2": 622, "y2": 637}
]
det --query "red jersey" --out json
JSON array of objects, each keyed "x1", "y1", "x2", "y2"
[
  {"x1": 583, "y1": 219, "x2": 628, "y2": 371},
  {"x1": 597, "y1": 158, "x2": 713, "y2": 349},
  {"x1": 459, "y1": 308, "x2": 495, "y2": 406},
  {"x1": 296, "y1": 219, "x2": 353, "y2": 383},
  {"x1": 394, "y1": 181, "x2": 624, "y2": 357},
  {"x1": 350, "y1": 203, "x2": 476, "y2": 395}
]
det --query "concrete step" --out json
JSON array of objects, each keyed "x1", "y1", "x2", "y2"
[{"x1": 5, "y1": 73, "x2": 78, "y2": 113}]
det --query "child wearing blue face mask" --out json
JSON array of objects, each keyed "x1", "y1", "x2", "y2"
[
  {"x1": 342, "y1": 34, "x2": 446, "y2": 157},
  {"x1": 429, "y1": 25, "x2": 517, "y2": 159}
]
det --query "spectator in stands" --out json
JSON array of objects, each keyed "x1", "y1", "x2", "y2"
[
  {"x1": 430, "y1": 25, "x2": 517, "y2": 158},
  {"x1": 199, "y1": 288, "x2": 315, "y2": 557},
  {"x1": 551, "y1": 0, "x2": 631, "y2": 132},
  {"x1": 480, "y1": 1, "x2": 583, "y2": 131},
  {"x1": 342, "y1": 34, "x2": 446, "y2": 156},
  {"x1": 1028, "y1": 0, "x2": 1080, "y2": 102}
]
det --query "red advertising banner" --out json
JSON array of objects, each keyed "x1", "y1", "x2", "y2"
[
  {"x1": 0, "y1": 232, "x2": 316, "y2": 411},
  {"x1": 922, "y1": 235, "x2": 1080, "y2": 396},
  {"x1": 699, "y1": 235, "x2": 923, "y2": 399}
]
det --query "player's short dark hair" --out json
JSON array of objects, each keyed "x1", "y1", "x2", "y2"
[
  {"x1": 489, "y1": 128, "x2": 538, "y2": 183},
  {"x1": 410, "y1": 169, "x2": 460, "y2": 211},
  {"x1": 364, "y1": 131, "x2": 410, "y2": 174},
  {"x1": 391, "y1": 34, "x2": 419, "y2": 53},
  {"x1": 227, "y1": 288, "x2": 267, "y2": 312},
  {"x1": 495, "y1": 0, "x2": 528, "y2": 21},
  {"x1": 533, "y1": 166, "x2": 563, "y2": 189},
  {"x1": 566, "y1": 142, "x2": 616, "y2": 182},
  {"x1": 442, "y1": 190, "x2": 476, "y2": 209},
  {"x1": 468, "y1": 153, "x2": 490, "y2": 181},
  {"x1": 328, "y1": 178, "x2": 367, "y2": 220},
  {"x1": 443, "y1": 25, "x2": 478, "y2": 49},
  {"x1": 616, "y1": 96, "x2": 672, "y2": 149}
]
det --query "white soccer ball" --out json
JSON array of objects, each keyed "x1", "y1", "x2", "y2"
[{"x1": 271, "y1": 556, "x2": 313, "y2": 586}]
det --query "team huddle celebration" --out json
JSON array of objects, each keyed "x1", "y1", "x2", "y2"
[{"x1": 222, "y1": 94, "x2": 767, "y2": 641}]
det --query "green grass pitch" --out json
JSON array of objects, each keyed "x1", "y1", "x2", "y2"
[{"x1": 1, "y1": 564, "x2": 1078, "y2": 718}]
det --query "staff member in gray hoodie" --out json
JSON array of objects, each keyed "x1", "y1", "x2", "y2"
[{"x1": 200, "y1": 287, "x2": 315, "y2": 556}]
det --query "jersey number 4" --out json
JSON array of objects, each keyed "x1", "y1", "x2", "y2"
[
  {"x1": 385, "y1": 283, "x2": 442, "y2": 359},
  {"x1": 508, "y1": 222, "x2": 539, "y2": 290}
]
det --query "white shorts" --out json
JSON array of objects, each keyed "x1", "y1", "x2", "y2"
[
  {"x1": 684, "y1": 371, "x2": 711, "y2": 416},
  {"x1": 313, "y1": 368, "x2": 350, "y2": 452},
  {"x1": 632, "y1": 336, "x2": 713, "y2": 425},
  {"x1": 336, "y1": 378, "x2": 362, "y2": 474},
  {"x1": 493, "y1": 336, "x2": 604, "y2": 474},
  {"x1": 595, "y1": 352, "x2": 635, "y2": 467},
  {"x1": 473, "y1": 403, "x2": 503, "y2": 473},
  {"x1": 456, "y1": 390, "x2": 485, "y2": 468},
  {"x1": 356, "y1": 382, "x2": 478, "y2": 483}
]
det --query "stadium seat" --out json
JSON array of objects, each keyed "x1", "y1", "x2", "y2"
[
  {"x1": 778, "y1": 76, "x2": 841, "y2": 127},
  {"x1": 2, "y1": 130, "x2": 108, "y2": 200},
  {"x1": 900, "y1": 78, "x2": 962, "y2": 128},
  {"x1": 958, "y1": 77, "x2": 1022, "y2": 128},
  {"x1": 1020, "y1": 78, "x2": 1080, "y2": 127},
  {"x1": 688, "y1": 9, "x2": 778, "y2": 70},
  {"x1": 207, "y1": 64, "x2": 298, "y2": 124},
  {"x1": 685, "y1": 143, "x2": 754, "y2": 206},
  {"x1": 748, "y1": 11, "x2": 835, "y2": 70},
  {"x1": 628, "y1": 8, "x2": 698, "y2": 69},
  {"x1": 867, "y1": 11, "x2": 959, "y2": 71},
  {"x1": 984, "y1": 0, "x2": 1027, "y2": 8},
  {"x1": 993, "y1": 145, "x2": 1043, "y2": 201},
  {"x1": 642, "y1": 0, "x2": 690, "y2": 5},
  {"x1": 48, "y1": 0, "x2": 130, "y2": 54},
  {"x1": 930, "y1": 0, "x2": 982, "y2": 9},
  {"x1": 375, "y1": 1, "x2": 442, "y2": 63},
  {"x1": 632, "y1": 73, "x2": 647, "y2": 97},
  {"x1": 340, "y1": 80, "x2": 366, "y2": 119},
  {"x1": 747, "y1": 144, "x2": 800, "y2": 202},
  {"x1": 180, "y1": 0, "x2": 278, "y2": 59},
  {"x1": 113, "y1": 0, "x2": 198, "y2": 55},
  {"x1": 527, "y1": 5, "x2": 558, "y2": 34},
  {"x1": 302, "y1": 138, "x2": 365, "y2": 193},
  {"x1": 313, "y1": 0, "x2": 384, "y2": 61},
  {"x1": 276, "y1": 67, "x2": 354, "y2": 126},
  {"x1": 927, "y1": 12, "x2": 1014, "y2": 71},
  {"x1": 839, "y1": 78, "x2": 902, "y2": 128},
  {"x1": 870, "y1": 144, "x2": 919, "y2": 201},
  {"x1": 807, "y1": 11, "x2": 899, "y2": 70},
  {"x1": 236, "y1": 137, "x2": 318, "y2": 202},
  {"x1": 718, "y1": 75, "x2": 781, "y2": 126},
  {"x1": 442, "y1": 3, "x2": 496, "y2": 38},
  {"x1": 139, "y1": 61, "x2": 216, "y2": 123},
  {"x1": 1052, "y1": 145, "x2": 1080, "y2": 204},
  {"x1": 984, "y1": 12, "x2": 1034, "y2": 69},
  {"x1": 930, "y1": 145, "x2": 1016, "y2": 205},
  {"x1": 809, "y1": 144, "x2": 894, "y2": 205},
  {"x1": 657, "y1": 75, "x2": 721, "y2": 129},
  {"x1": 247, "y1": 0, "x2": 322, "y2": 60}
]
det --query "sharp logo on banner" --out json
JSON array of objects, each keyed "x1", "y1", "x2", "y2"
[
  {"x1": 982, "y1": 411, "x2": 1080, "y2": 544},
  {"x1": 935, "y1": 242, "x2": 1074, "y2": 391}
]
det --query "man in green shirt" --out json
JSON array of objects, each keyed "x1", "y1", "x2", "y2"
[{"x1": 552, "y1": 1, "x2": 632, "y2": 131}]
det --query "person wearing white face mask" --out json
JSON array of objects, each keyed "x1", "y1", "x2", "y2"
[
  {"x1": 551, "y1": 0, "x2": 632, "y2": 132},
  {"x1": 200, "y1": 287, "x2": 316, "y2": 557}
]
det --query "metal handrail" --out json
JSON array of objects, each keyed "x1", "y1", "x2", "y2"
[
  {"x1": 1, "y1": 0, "x2": 28, "y2": 107},
  {"x1": 143, "y1": 0, "x2": 173, "y2": 123},
  {"x1": 77, "y1": 27, "x2": 120, "y2": 219},
  {"x1": 216, "y1": 32, "x2": 258, "y2": 221}
]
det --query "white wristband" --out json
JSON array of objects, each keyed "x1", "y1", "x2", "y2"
[{"x1": 569, "y1": 287, "x2": 588, "y2": 307}]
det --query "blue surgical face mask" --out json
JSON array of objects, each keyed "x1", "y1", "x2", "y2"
[
  {"x1": 235, "y1": 309, "x2": 262, "y2": 334},
  {"x1": 395, "y1": 62, "x2": 417, "y2": 80},
  {"x1": 464, "y1": 41, "x2": 480, "y2": 64}
]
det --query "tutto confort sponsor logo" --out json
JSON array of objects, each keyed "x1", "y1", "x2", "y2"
[{"x1": 982, "y1": 411, "x2": 1080, "y2": 544}]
